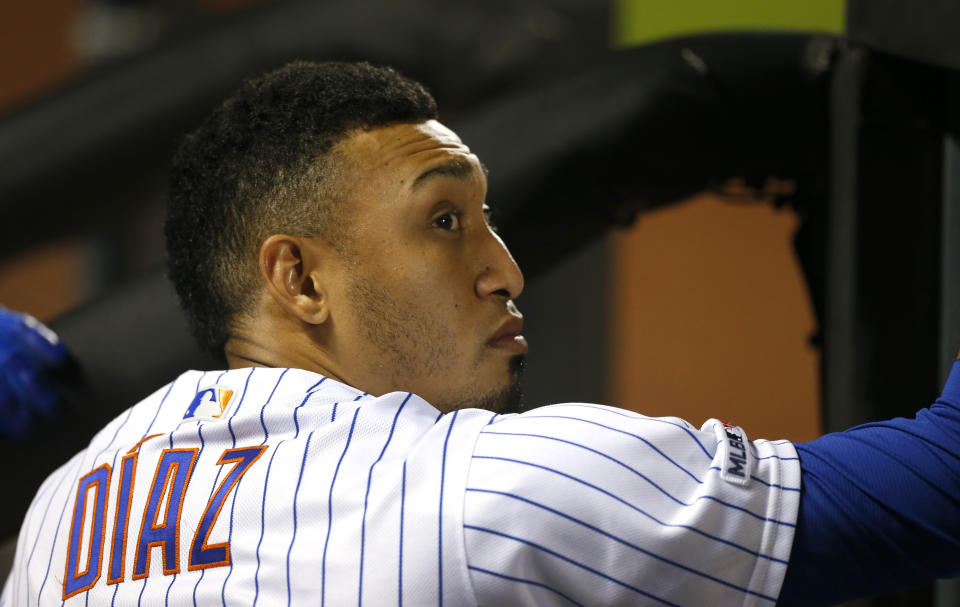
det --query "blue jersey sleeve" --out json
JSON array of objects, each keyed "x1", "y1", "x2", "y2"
[{"x1": 778, "y1": 360, "x2": 960, "y2": 606}]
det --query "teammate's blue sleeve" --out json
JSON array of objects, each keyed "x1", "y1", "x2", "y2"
[
  {"x1": 0, "y1": 307, "x2": 70, "y2": 437},
  {"x1": 778, "y1": 360, "x2": 960, "y2": 606}
]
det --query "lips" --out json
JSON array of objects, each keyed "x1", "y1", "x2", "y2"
[{"x1": 487, "y1": 316, "x2": 528, "y2": 353}]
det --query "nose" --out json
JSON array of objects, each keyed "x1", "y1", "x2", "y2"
[{"x1": 475, "y1": 230, "x2": 525, "y2": 301}]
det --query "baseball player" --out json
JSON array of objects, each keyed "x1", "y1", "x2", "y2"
[{"x1": 3, "y1": 61, "x2": 959, "y2": 606}]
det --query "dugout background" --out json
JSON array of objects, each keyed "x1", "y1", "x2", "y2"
[
  {"x1": 0, "y1": 0, "x2": 826, "y2": 443},
  {"x1": 2, "y1": 1, "x2": 959, "y2": 605}
]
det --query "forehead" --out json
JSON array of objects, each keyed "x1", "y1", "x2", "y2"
[{"x1": 337, "y1": 120, "x2": 483, "y2": 185}]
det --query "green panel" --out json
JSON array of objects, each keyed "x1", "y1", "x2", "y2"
[{"x1": 614, "y1": 0, "x2": 845, "y2": 46}]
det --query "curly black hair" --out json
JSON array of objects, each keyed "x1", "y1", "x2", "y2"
[{"x1": 165, "y1": 60, "x2": 438, "y2": 358}]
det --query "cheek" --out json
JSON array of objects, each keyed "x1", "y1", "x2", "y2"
[
  {"x1": 402, "y1": 253, "x2": 472, "y2": 295},
  {"x1": 359, "y1": 240, "x2": 476, "y2": 317}
]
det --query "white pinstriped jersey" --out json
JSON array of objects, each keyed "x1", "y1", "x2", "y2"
[{"x1": 2, "y1": 367, "x2": 801, "y2": 606}]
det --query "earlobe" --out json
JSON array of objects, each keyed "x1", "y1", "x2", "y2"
[{"x1": 259, "y1": 235, "x2": 330, "y2": 325}]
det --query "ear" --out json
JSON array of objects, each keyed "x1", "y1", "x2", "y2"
[{"x1": 259, "y1": 234, "x2": 332, "y2": 325}]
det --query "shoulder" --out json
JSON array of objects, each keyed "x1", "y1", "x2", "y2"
[
  {"x1": 466, "y1": 404, "x2": 723, "y2": 518},
  {"x1": 475, "y1": 402, "x2": 713, "y2": 472},
  {"x1": 463, "y1": 404, "x2": 802, "y2": 606}
]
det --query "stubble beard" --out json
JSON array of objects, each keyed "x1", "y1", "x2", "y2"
[
  {"x1": 469, "y1": 354, "x2": 525, "y2": 414},
  {"x1": 345, "y1": 272, "x2": 525, "y2": 413}
]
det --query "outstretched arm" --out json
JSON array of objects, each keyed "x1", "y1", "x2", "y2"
[{"x1": 780, "y1": 361, "x2": 960, "y2": 605}]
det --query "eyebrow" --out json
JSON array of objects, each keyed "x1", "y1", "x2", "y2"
[{"x1": 411, "y1": 160, "x2": 488, "y2": 190}]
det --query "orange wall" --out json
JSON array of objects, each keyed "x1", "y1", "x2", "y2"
[
  {"x1": 611, "y1": 193, "x2": 821, "y2": 442},
  {"x1": 0, "y1": 1, "x2": 89, "y2": 322},
  {"x1": 0, "y1": 0, "x2": 80, "y2": 113},
  {"x1": 0, "y1": 242, "x2": 93, "y2": 322}
]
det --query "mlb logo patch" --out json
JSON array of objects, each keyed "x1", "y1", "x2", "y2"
[
  {"x1": 705, "y1": 418, "x2": 753, "y2": 487},
  {"x1": 184, "y1": 385, "x2": 235, "y2": 421}
]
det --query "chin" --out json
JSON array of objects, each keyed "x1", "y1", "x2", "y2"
[{"x1": 457, "y1": 354, "x2": 526, "y2": 414}]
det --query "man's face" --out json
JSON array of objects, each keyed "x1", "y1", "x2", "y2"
[{"x1": 323, "y1": 120, "x2": 527, "y2": 413}]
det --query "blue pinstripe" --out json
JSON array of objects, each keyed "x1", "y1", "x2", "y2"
[
  {"x1": 359, "y1": 393, "x2": 411, "y2": 605},
  {"x1": 136, "y1": 575, "x2": 148, "y2": 605},
  {"x1": 24, "y1": 458, "x2": 80, "y2": 606},
  {"x1": 258, "y1": 371, "x2": 284, "y2": 441},
  {"x1": 465, "y1": 488, "x2": 778, "y2": 601},
  {"x1": 143, "y1": 374, "x2": 180, "y2": 436},
  {"x1": 293, "y1": 378, "x2": 322, "y2": 438},
  {"x1": 306, "y1": 378, "x2": 330, "y2": 393},
  {"x1": 91, "y1": 401, "x2": 138, "y2": 463},
  {"x1": 253, "y1": 381, "x2": 316, "y2": 601},
  {"x1": 187, "y1": 373, "x2": 228, "y2": 605},
  {"x1": 398, "y1": 462, "x2": 407, "y2": 607},
  {"x1": 191, "y1": 424, "x2": 209, "y2": 607},
  {"x1": 252, "y1": 445, "x2": 283, "y2": 606},
  {"x1": 514, "y1": 415, "x2": 705, "y2": 483},
  {"x1": 166, "y1": 373, "x2": 226, "y2": 606},
  {"x1": 265, "y1": 369, "x2": 289, "y2": 404},
  {"x1": 437, "y1": 411, "x2": 459, "y2": 607},
  {"x1": 105, "y1": 423, "x2": 134, "y2": 607},
  {"x1": 473, "y1": 455, "x2": 788, "y2": 564},
  {"x1": 95, "y1": 408, "x2": 142, "y2": 607},
  {"x1": 258, "y1": 371, "x2": 289, "y2": 448},
  {"x1": 706, "y1": 467, "x2": 801, "y2": 491},
  {"x1": 165, "y1": 571, "x2": 176, "y2": 606},
  {"x1": 468, "y1": 566, "x2": 587, "y2": 607},
  {"x1": 95, "y1": 408, "x2": 138, "y2": 607},
  {"x1": 17, "y1": 477, "x2": 55, "y2": 603},
  {"x1": 219, "y1": 370, "x2": 255, "y2": 606},
  {"x1": 718, "y1": 441, "x2": 800, "y2": 463},
  {"x1": 466, "y1": 524, "x2": 684, "y2": 607},
  {"x1": 163, "y1": 430, "x2": 177, "y2": 606},
  {"x1": 230, "y1": 369, "x2": 253, "y2": 429},
  {"x1": 138, "y1": 375, "x2": 188, "y2": 603},
  {"x1": 286, "y1": 430, "x2": 316, "y2": 606},
  {"x1": 329, "y1": 390, "x2": 367, "y2": 423},
  {"x1": 322, "y1": 408, "x2": 361, "y2": 607},
  {"x1": 251, "y1": 372, "x2": 297, "y2": 606},
  {"x1": 109, "y1": 573, "x2": 120, "y2": 606},
  {"x1": 750, "y1": 475, "x2": 800, "y2": 491},
  {"x1": 554, "y1": 404, "x2": 713, "y2": 459},
  {"x1": 17, "y1": 469, "x2": 60, "y2": 567},
  {"x1": 481, "y1": 431, "x2": 793, "y2": 527}
]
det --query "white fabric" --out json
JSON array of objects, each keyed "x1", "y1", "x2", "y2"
[
  {"x1": 466, "y1": 407, "x2": 800, "y2": 606},
  {"x1": 2, "y1": 368, "x2": 800, "y2": 606}
]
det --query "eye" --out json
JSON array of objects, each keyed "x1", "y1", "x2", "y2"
[{"x1": 432, "y1": 210, "x2": 462, "y2": 231}]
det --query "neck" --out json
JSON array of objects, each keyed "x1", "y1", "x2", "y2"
[{"x1": 223, "y1": 333, "x2": 351, "y2": 388}]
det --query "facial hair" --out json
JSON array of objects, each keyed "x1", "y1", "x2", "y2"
[
  {"x1": 345, "y1": 271, "x2": 525, "y2": 413},
  {"x1": 463, "y1": 354, "x2": 526, "y2": 413}
]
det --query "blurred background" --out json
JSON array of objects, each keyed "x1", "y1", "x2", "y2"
[
  {"x1": 0, "y1": 0, "x2": 838, "y2": 439},
  {"x1": 3, "y1": 1, "x2": 960, "y2": 605}
]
